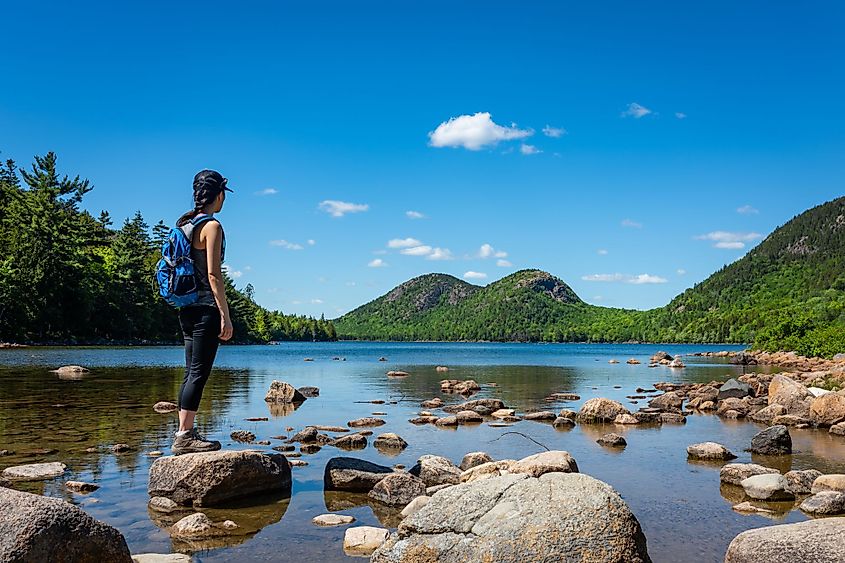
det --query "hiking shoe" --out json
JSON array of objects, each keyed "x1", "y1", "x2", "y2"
[{"x1": 171, "y1": 428, "x2": 221, "y2": 455}]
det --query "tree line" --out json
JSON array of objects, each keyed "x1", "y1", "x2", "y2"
[{"x1": 0, "y1": 152, "x2": 336, "y2": 344}]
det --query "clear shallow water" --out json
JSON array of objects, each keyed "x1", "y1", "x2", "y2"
[{"x1": 1, "y1": 342, "x2": 844, "y2": 563}]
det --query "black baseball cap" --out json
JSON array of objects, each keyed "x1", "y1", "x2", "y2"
[{"x1": 194, "y1": 169, "x2": 234, "y2": 194}]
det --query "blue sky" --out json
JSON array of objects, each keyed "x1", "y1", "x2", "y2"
[{"x1": 2, "y1": 1, "x2": 843, "y2": 317}]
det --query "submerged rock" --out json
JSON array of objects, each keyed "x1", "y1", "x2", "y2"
[
  {"x1": 329, "y1": 434, "x2": 368, "y2": 450},
  {"x1": 148, "y1": 451, "x2": 291, "y2": 507},
  {"x1": 297, "y1": 386, "x2": 320, "y2": 398},
  {"x1": 373, "y1": 433, "x2": 408, "y2": 451},
  {"x1": 230, "y1": 430, "x2": 256, "y2": 443},
  {"x1": 725, "y1": 518, "x2": 845, "y2": 563},
  {"x1": 313, "y1": 513, "x2": 355, "y2": 526},
  {"x1": 347, "y1": 417, "x2": 386, "y2": 428},
  {"x1": 66, "y1": 481, "x2": 100, "y2": 493},
  {"x1": 370, "y1": 472, "x2": 651, "y2": 563},
  {"x1": 597, "y1": 433, "x2": 627, "y2": 447},
  {"x1": 153, "y1": 401, "x2": 178, "y2": 414},
  {"x1": 0, "y1": 487, "x2": 132, "y2": 562}
]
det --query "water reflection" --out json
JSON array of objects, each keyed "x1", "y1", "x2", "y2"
[{"x1": 323, "y1": 491, "x2": 403, "y2": 528}]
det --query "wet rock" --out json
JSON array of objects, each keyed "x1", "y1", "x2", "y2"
[
  {"x1": 699, "y1": 400, "x2": 716, "y2": 410},
  {"x1": 459, "y1": 452, "x2": 493, "y2": 471},
  {"x1": 730, "y1": 351, "x2": 758, "y2": 366},
  {"x1": 368, "y1": 473, "x2": 427, "y2": 507},
  {"x1": 455, "y1": 410, "x2": 483, "y2": 424},
  {"x1": 373, "y1": 433, "x2": 408, "y2": 452},
  {"x1": 400, "y1": 495, "x2": 430, "y2": 518},
  {"x1": 313, "y1": 425, "x2": 348, "y2": 433},
  {"x1": 313, "y1": 513, "x2": 355, "y2": 526},
  {"x1": 420, "y1": 398, "x2": 443, "y2": 409},
  {"x1": 436, "y1": 366, "x2": 449, "y2": 372},
  {"x1": 718, "y1": 379, "x2": 754, "y2": 400},
  {"x1": 300, "y1": 444, "x2": 321, "y2": 455},
  {"x1": 649, "y1": 391, "x2": 684, "y2": 412},
  {"x1": 324, "y1": 457, "x2": 394, "y2": 492},
  {"x1": 288, "y1": 427, "x2": 318, "y2": 443},
  {"x1": 54, "y1": 365, "x2": 89, "y2": 374},
  {"x1": 409, "y1": 416, "x2": 439, "y2": 425},
  {"x1": 830, "y1": 422, "x2": 845, "y2": 435},
  {"x1": 153, "y1": 401, "x2": 178, "y2": 414},
  {"x1": 614, "y1": 413, "x2": 640, "y2": 425},
  {"x1": 750, "y1": 425, "x2": 792, "y2": 455},
  {"x1": 370, "y1": 472, "x2": 651, "y2": 563},
  {"x1": 749, "y1": 404, "x2": 787, "y2": 424},
  {"x1": 809, "y1": 393, "x2": 845, "y2": 427},
  {"x1": 264, "y1": 381, "x2": 307, "y2": 404},
  {"x1": 409, "y1": 455, "x2": 462, "y2": 487},
  {"x1": 297, "y1": 386, "x2": 320, "y2": 397},
  {"x1": 148, "y1": 450, "x2": 291, "y2": 507},
  {"x1": 553, "y1": 417, "x2": 576, "y2": 428},
  {"x1": 720, "y1": 464, "x2": 779, "y2": 486},
  {"x1": 716, "y1": 397, "x2": 749, "y2": 418},
  {"x1": 387, "y1": 371, "x2": 410, "y2": 377},
  {"x1": 0, "y1": 450, "x2": 13, "y2": 456},
  {"x1": 509, "y1": 451, "x2": 578, "y2": 478},
  {"x1": 577, "y1": 398, "x2": 630, "y2": 423},
  {"x1": 132, "y1": 554, "x2": 191, "y2": 563},
  {"x1": 799, "y1": 491, "x2": 845, "y2": 515},
  {"x1": 348, "y1": 417, "x2": 386, "y2": 428},
  {"x1": 811, "y1": 474, "x2": 845, "y2": 494},
  {"x1": 442, "y1": 399, "x2": 505, "y2": 414},
  {"x1": 491, "y1": 409, "x2": 515, "y2": 418},
  {"x1": 768, "y1": 375, "x2": 812, "y2": 416},
  {"x1": 597, "y1": 433, "x2": 627, "y2": 447},
  {"x1": 472, "y1": 405, "x2": 493, "y2": 416},
  {"x1": 440, "y1": 379, "x2": 481, "y2": 395},
  {"x1": 148, "y1": 496, "x2": 179, "y2": 514},
  {"x1": 66, "y1": 481, "x2": 99, "y2": 493},
  {"x1": 784, "y1": 469, "x2": 822, "y2": 495},
  {"x1": 626, "y1": 358, "x2": 641, "y2": 364},
  {"x1": 741, "y1": 474, "x2": 795, "y2": 501},
  {"x1": 460, "y1": 460, "x2": 516, "y2": 483},
  {"x1": 0, "y1": 487, "x2": 132, "y2": 562},
  {"x1": 169, "y1": 512, "x2": 231, "y2": 539},
  {"x1": 272, "y1": 445, "x2": 295, "y2": 452},
  {"x1": 725, "y1": 518, "x2": 845, "y2": 563},
  {"x1": 633, "y1": 412, "x2": 662, "y2": 424},
  {"x1": 609, "y1": 359, "x2": 620, "y2": 364},
  {"x1": 330, "y1": 433, "x2": 368, "y2": 450},
  {"x1": 659, "y1": 413, "x2": 686, "y2": 424},
  {"x1": 2, "y1": 462, "x2": 66, "y2": 481},
  {"x1": 687, "y1": 442, "x2": 737, "y2": 461},
  {"x1": 344, "y1": 526, "x2": 389, "y2": 556},
  {"x1": 731, "y1": 502, "x2": 775, "y2": 515},
  {"x1": 434, "y1": 416, "x2": 458, "y2": 427},
  {"x1": 522, "y1": 411, "x2": 557, "y2": 422},
  {"x1": 230, "y1": 430, "x2": 255, "y2": 443},
  {"x1": 551, "y1": 393, "x2": 580, "y2": 401}
]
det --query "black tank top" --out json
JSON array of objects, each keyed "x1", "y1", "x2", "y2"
[{"x1": 188, "y1": 215, "x2": 225, "y2": 307}]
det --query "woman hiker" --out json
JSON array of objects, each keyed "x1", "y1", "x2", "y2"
[{"x1": 171, "y1": 170, "x2": 234, "y2": 455}]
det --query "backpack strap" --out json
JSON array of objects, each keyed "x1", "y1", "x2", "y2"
[{"x1": 179, "y1": 214, "x2": 225, "y2": 262}]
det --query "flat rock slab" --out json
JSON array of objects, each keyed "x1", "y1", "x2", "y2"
[
  {"x1": 0, "y1": 487, "x2": 132, "y2": 562},
  {"x1": 2, "y1": 462, "x2": 66, "y2": 481},
  {"x1": 344, "y1": 526, "x2": 390, "y2": 557},
  {"x1": 148, "y1": 450, "x2": 291, "y2": 507},
  {"x1": 313, "y1": 514, "x2": 356, "y2": 526},
  {"x1": 324, "y1": 457, "x2": 394, "y2": 492},
  {"x1": 720, "y1": 464, "x2": 779, "y2": 486},
  {"x1": 133, "y1": 555, "x2": 192, "y2": 563},
  {"x1": 725, "y1": 517, "x2": 845, "y2": 563},
  {"x1": 371, "y1": 472, "x2": 651, "y2": 563}
]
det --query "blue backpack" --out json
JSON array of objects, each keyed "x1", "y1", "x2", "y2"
[{"x1": 155, "y1": 214, "x2": 219, "y2": 308}]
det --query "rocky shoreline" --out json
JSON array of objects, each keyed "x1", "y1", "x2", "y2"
[{"x1": 1, "y1": 351, "x2": 844, "y2": 562}]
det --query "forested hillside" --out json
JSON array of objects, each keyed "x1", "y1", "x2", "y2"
[
  {"x1": 0, "y1": 152, "x2": 336, "y2": 344},
  {"x1": 336, "y1": 197, "x2": 845, "y2": 357}
]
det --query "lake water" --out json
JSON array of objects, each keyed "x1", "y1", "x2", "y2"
[{"x1": 1, "y1": 342, "x2": 844, "y2": 563}]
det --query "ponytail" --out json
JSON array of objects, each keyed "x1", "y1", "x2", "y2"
[
  {"x1": 176, "y1": 170, "x2": 225, "y2": 226},
  {"x1": 176, "y1": 206, "x2": 202, "y2": 227}
]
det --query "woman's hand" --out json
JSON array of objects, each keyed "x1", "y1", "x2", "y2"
[{"x1": 219, "y1": 314, "x2": 234, "y2": 341}]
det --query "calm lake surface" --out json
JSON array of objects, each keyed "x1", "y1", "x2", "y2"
[{"x1": 2, "y1": 342, "x2": 844, "y2": 563}]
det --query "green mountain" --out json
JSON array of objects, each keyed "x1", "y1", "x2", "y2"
[{"x1": 335, "y1": 196, "x2": 845, "y2": 356}]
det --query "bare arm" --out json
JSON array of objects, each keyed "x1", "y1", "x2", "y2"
[{"x1": 203, "y1": 222, "x2": 233, "y2": 340}]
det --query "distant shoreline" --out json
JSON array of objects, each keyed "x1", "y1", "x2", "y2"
[{"x1": 1, "y1": 340, "x2": 749, "y2": 348}]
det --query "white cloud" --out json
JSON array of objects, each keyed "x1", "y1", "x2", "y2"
[
  {"x1": 464, "y1": 271, "x2": 488, "y2": 280},
  {"x1": 542, "y1": 125, "x2": 566, "y2": 138},
  {"x1": 307, "y1": 239, "x2": 316, "y2": 246},
  {"x1": 256, "y1": 188, "x2": 278, "y2": 196},
  {"x1": 269, "y1": 239, "x2": 304, "y2": 250},
  {"x1": 223, "y1": 265, "x2": 243, "y2": 279},
  {"x1": 582, "y1": 273, "x2": 668, "y2": 284},
  {"x1": 291, "y1": 300, "x2": 302, "y2": 305},
  {"x1": 597, "y1": 249, "x2": 609, "y2": 255},
  {"x1": 520, "y1": 144, "x2": 541, "y2": 155},
  {"x1": 311, "y1": 298, "x2": 324, "y2": 304},
  {"x1": 737, "y1": 205, "x2": 759, "y2": 215},
  {"x1": 406, "y1": 210, "x2": 425, "y2": 219},
  {"x1": 496, "y1": 259, "x2": 513, "y2": 267},
  {"x1": 696, "y1": 231, "x2": 762, "y2": 249},
  {"x1": 621, "y1": 219, "x2": 643, "y2": 228},
  {"x1": 479, "y1": 244, "x2": 508, "y2": 259},
  {"x1": 677, "y1": 269, "x2": 687, "y2": 275},
  {"x1": 319, "y1": 200, "x2": 369, "y2": 217},
  {"x1": 388, "y1": 238, "x2": 423, "y2": 249},
  {"x1": 368, "y1": 258, "x2": 387, "y2": 268},
  {"x1": 345, "y1": 281, "x2": 356, "y2": 286},
  {"x1": 675, "y1": 112, "x2": 687, "y2": 120},
  {"x1": 622, "y1": 102, "x2": 652, "y2": 119},
  {"x1": 427, "y1": 247, "x2": 454, "y2": 261},
  {"x1": 401, "y1": 245, "x2": 433, "y2": 256},
  {"x1": 428, "y1": 112, "x2": 532, "y2": 150}
]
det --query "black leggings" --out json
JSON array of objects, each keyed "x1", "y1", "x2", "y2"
[{"x1": 178, "y1": 306, "x2": 220, "y2": 412}]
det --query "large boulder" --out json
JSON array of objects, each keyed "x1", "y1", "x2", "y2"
[
  {"x1": 768, "y1": 375, "x2": 812, "y2": 416},
  {"x1": 371, "y1": 472, "x2": 651, "y2": 563},
  {"x1": 148, "y1": 451, "x2": 291, "y2": 507},
  {"x1": 442, "y1": 399, "x2": 505, "y2": 414},
  {"x1": 409, "y1": 455, "x2": 462, "y2": 487},
  {"x1": 577, "y1": 398, "x2": 630, "y2": 423},
  {"x1": 718, "y1": 379, "x2": 754, "y2": 400},
  {"x1": 809, "y1": 393, "x2": 845, "y2": 427},
  {"x1": 740, "y1": 474, "x2": 794, "y2": 501},
  {"x1": 368, "y1": 473, "x2": 427, "y2": 507},
  {"x1": 725, "y1": 518, "x2": 845, "y2": 563},
  {"x1": 750, "y1": 425, "x2": 792, "y2": 455},
  {"x1": 264, "y1": 380, "x2": 307, "y2": 404},
  {"x1": 799, "y1": 492, "x2": 845, "y2": 515},
  {"x1": 784, "y1": 469, "x2": 822, "y2": 495},
  {"x1": 0, "y1": 487, "x2": 132, "y2": 562},
  {"x1": 649, "y1": 391, "x2": 684, "y2": 412},
  {"x1": 324, "y1": 457, "x2": 394, "y2": 492}
]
